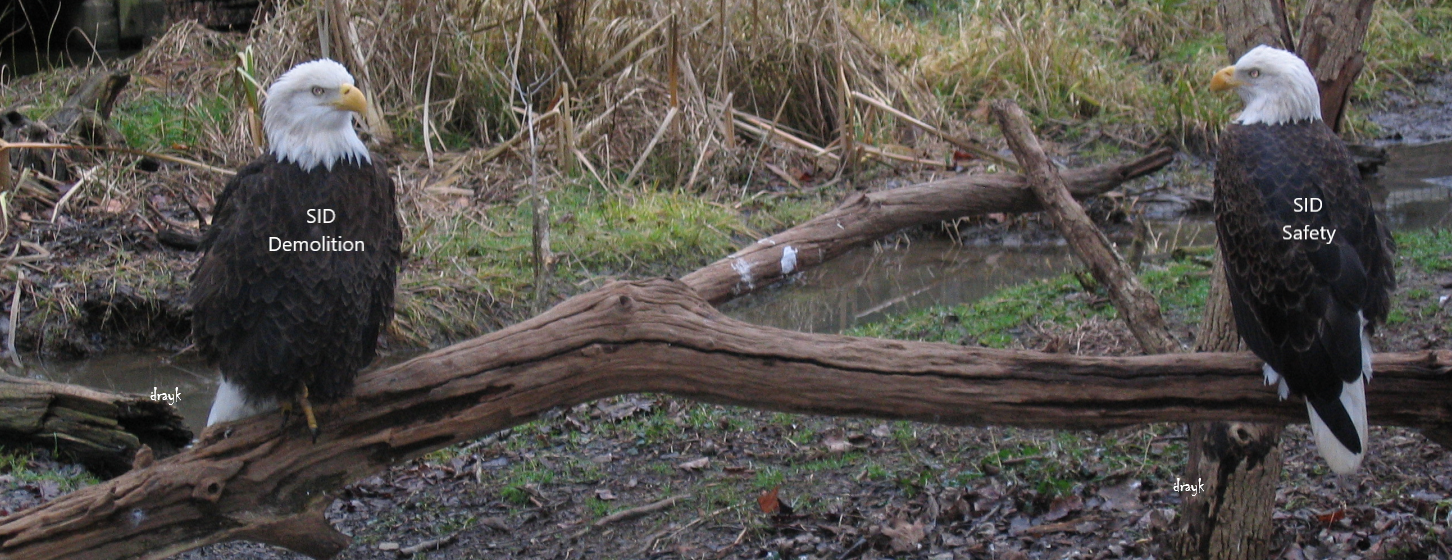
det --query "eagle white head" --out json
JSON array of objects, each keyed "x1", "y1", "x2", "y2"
[
  {"x1": 1210, "y1": 45, "x2": 1322, "y2": 126},
  {"x1": 263, "y1": 59, "x2": 371, "y2": 171}
]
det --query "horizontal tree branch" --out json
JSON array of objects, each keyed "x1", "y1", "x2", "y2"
[
  {"x1": 0, "y1": 279, "x2": 1447, "y2": 559},
  {"x1": 682, "y1": 148, "x2": 1174, "y2": 304}
]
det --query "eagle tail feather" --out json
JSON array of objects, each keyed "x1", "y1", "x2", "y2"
[
  {"x1": 1306, "y1": 375, "x2": 1368, "y2": 475},
  {"x1": 1360, "y1": 311, "x2": 1373, "y2": 381},
  {"x1": 207, "y1": 380, "x2": 279, "y2": 426}
]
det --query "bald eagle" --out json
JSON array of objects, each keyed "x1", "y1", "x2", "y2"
[
  {"x1": 1210, "y1": 46, "x2": 1395, "y2": 474},
  {"x1": 192, "y1": 59, "x2": 401, "y2": 439}
]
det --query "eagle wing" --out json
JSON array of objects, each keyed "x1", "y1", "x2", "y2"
[
  {"x1": 1216, "y1": 121, "x2": 1395, "y2": 387},
  {"x1": 191, "y1": 156, "x2": 401, "y2": 404},
  {"x1": 1215, "y1": 120, "x2": 1395, "y2": 455}
]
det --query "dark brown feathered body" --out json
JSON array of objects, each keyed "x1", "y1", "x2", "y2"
[
  {"x1": 191, "y1": 155, "x2": 401, "y2": 407},
  {"x1": 1214, "y1": 119, "x2": 1395, "y2": 454}
]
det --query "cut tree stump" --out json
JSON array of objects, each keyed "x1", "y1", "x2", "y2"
[
  {"x1": 0, "y1": 278, "x2": 1447, "y2": 559},
  {"x1": 0, "y1": 374, "x2": 192, "y2": 478}
]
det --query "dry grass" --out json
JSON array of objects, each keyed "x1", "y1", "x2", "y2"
[{"x1": 2, "y1": 0, "x2": 1449, "y2": 355}]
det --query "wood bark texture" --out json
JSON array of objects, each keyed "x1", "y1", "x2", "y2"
[
  {"x1": 1296, "y1": 0, "x2": 1376, "y2": 132},
  {"x1": 0, "y1": 374, "x2": 192, "y2": 478},
  {"x1": 990, "y1": 100, "x2": 1181, "y2": 354},
  {"x1": 45, "y1": 70, "x2": 131, "y2": 144},
  {"x1": 1217, "y1": 0, "x2": 1293, "y2": 58},
  {"x1": 0, "y1": 279, "x2": 1448, "y2": 559},
  {"x1": 681, "y1": 148, "x2": 1173, "y2": 304},
  {"x1": 1173, "y1": 253, "x2": 1284, "y2": 560}
]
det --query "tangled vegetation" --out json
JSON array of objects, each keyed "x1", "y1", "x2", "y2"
[{"x1": 0, "y1": 0, "x2": 1448, "y2": 355}]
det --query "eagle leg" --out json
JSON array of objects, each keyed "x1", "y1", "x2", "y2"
[
  {"x1": 279, "y1": 400, "x2": 295, "y2": 434},
  {"x1": 298, "y1": 384, "x2": 320, "y2": 443}
]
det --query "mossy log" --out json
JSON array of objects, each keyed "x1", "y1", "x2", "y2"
[
  {"x1": 0, "y1": 279, "x2": 1447, "y2": 559},
  {"x1": 0, "y1": 375, "x2": 192, "y2": 478}
]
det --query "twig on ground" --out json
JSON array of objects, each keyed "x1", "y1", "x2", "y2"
[
  {"x1": 50, "y1": 167, "x2": 96, "y2": 223},
  {"x1": 399, "y1": 533, "x2": 457, "y2": 555},
  {"x1": 594, "y1": 494, "x2": 690, "y2": 527},
  {"x1": 0, "y1": 140, "x2": 235, "y2": 176}
]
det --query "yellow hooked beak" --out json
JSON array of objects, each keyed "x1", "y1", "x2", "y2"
[
  {"x1": 1210, "y1": 65, "x2": 1241, "y2": 92},
  {"x1": 333, "y1": 84, "x2": 368, "y2": 114}
]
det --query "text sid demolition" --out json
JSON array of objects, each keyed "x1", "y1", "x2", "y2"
[{"x1": 268, "y1": 236, "x2": 366, "y2": 251}]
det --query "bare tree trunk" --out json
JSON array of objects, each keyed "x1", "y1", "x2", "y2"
[
  {"x1": 1217, "y1": 0, "x2": 1376, "y2": 133},
  {"x1": 0, "y1": 278, "x2": 1446, "y2": 560},
  {"x1": 1297, "y1": 0, "x2": 1376, "y2": 132},
  {"x1": 1217, "y1": 0, "x2": 1293, "y2": 59},
  {"x1": 1174, "y1": 252, "x2": 1284, "y2": 560}
]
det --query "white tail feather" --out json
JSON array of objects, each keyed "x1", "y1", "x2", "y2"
[
  {"x1": 1360, "y1": 311, "x2": 1373, "y2": 381},
  {"x1": 207, "y1": 380, "x2": 277, "y2": 426},
  {"x1": 1306, "y1": 376, "x2": 1368, "y2": 474}
]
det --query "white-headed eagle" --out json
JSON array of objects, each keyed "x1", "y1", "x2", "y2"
[
  {"x1": 1210, "y1": 46, "x2": 1396, "y2": 474},
  {"x1": 192, "y1": 59, "x2": 401, "y2": 439}
]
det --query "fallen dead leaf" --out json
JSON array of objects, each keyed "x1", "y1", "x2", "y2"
[
  {"x1": 880, "y1": 518, "x2": 925, "y2": 552},
  {"x1": 1097, "y1": 479, "x2": 1142, "y2": 512},
  {"x1": 595, "y1": 488, "x2": 617, "y2": 501},
  {"x1": 1044, "y1": 494, "x2": 1083, "y2": 521},
  {"x1": 1315, "y1": 508, "x2": 1347, "y2": 524},
  {"x1": 676, "y1": 457, "x2": 709, "y2": 471},
  {"x1": 824, "y1": 436, "x2": 852, "y2": 454},
  {"x1": 757, "y1": 486, "x2": 781, "y2": 514}
]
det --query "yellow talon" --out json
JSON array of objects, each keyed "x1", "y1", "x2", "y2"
[{"x1": 299, "y1": 385, "x2": 320, "y2": 443}]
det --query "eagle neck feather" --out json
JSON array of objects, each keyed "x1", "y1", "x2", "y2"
[{"x1": 266, "y1": 114, "x2": 370, "y2": 172}]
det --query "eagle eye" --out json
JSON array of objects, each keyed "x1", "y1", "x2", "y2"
[
  {"x1": 311, "y1": 86, "x2": 326, "y2": 96},
  {"x1": 1247, "y1": 69, "x2": 1261, "y2": 79}
]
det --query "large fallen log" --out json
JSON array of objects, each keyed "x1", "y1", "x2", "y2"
[
  {"x1": 0, "y1": 375, "x2": 192, "y2": 478},
  {"x1": 0, "y1": 279, "x2": 1447, "y2": 559},
  {"x1": 682, "y1": 148, "x2": 1173, "y2": 304}
]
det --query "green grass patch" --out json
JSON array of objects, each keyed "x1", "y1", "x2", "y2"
[
  {"x1": 113, "y1": 93, "x2": 232, "y2": 151},
  {"x1": 0, "y1": 447, "x2": 99, "y2": 494},
  {"x1": 851, "y1": 0, "x2": 1451, "y2": 142},
  {"x1": 847, "y1": 254, "x2": 1212, "y2": 347},
  {"x1": 1395, "y1": 229, "x2": 1452, "y2": 273}
]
